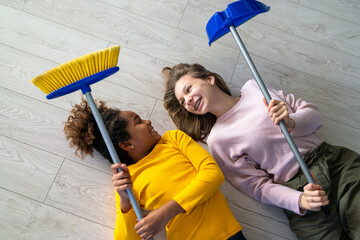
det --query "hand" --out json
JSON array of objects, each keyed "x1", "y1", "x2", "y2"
[
  {"x1": 263, "y1": 98, "x2": 295, "y2": 132},
  {"x1": 134, "y1": 208, "x2": 167, "y2": 240},
  {"x1": 135, "y1": 200, "x2": 184, "y2": 240},
  {"x1": 300, "y1": 183, "x2": 329, "y2": 211},
  {"x1": 111, "y1": 163, "x2": 132, "y2": 213}
]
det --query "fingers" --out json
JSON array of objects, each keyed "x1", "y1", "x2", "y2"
[
  {"x1": 135, "y1": 219, "x2": 154, "y2": 240},
  {"x1": 113, "y1": 177, "x2": 132, "y2": 192},
  {"x1": 111, "y1": 164, "x2": 132, "y2": 195},
  {"x1": 302, "y1": 183, "x2": 330, "y2": 210},
  {"x1": 267, "y1": 100, "x2": 288, "y2": 124},
  {"x1": 111, "y1": 163, "x2": 128, "y2": 175},
  {"x1": 272, "y1": 108, "x2": 289, "y2": 125},
  {"x1": 303, "y1": 183, "x2": 325, "y2": 196},
  {"x1": 304, "y1": 194, "x2": 329, "y2": 210}
]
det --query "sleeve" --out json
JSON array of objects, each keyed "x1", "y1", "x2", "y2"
[
  {"x1": 270, "y1": 87, "x2": 322, "y2": 137},
  {"x1": 170, "y1": 130, "x2": 225, "y2": 214},
  {"x1": 114, "y1": 191, "x2": 141, "y2": 240},
  {"x1": 209, "y1": 139, "x2": 305, "y2": 215}
]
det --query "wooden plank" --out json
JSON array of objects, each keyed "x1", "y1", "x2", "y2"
[
  {"x1": 0, "y1": 135, "x2": 63, "y2": 202},
  {"x1": 0, "y1": 188, "x2": 113, "y2": 240},
  {"x1": 109, "y1": 45, "x2": 172, "y2": 99},
  {"x1": 300, "y1": 0, "x2": 360, "y2": 25},
  {"x1": 0, "y1": 5, "x2": 108, "y2": 64},
  {"x1": 240, "y1": 222, "x2": 295, "y2": 240},
  {"x1": 94, "y1": 0, "x2": 187, "y2": 27},
  {"x1": 254, "y1": 0, "x2": 360, "y2": 57},
  {"x1": 45, "y1": 159, "x2": 116, "y2": 227},
  {"x1": 150, "y1": 99, "x2": 177, "y2": 136},
  {"x1": 0, "y1": 0, "x2": 25, "y2": 9},
  {"x1": 319, "y1": 118, "x2": 360, "y2": 153}
]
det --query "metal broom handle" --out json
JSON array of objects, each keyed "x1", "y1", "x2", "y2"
[
  {"x1": 84, "y1": 92, "x2": 154, "y2": 236},
  {"x1": 229, "y1": 26, "x2": 330, "y2": 216}
]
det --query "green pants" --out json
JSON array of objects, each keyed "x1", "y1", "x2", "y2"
[{"x1": 282, "y1": 142, "x2": 360, "y2": 240}]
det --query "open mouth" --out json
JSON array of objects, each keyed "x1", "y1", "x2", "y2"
[{"x1": 195, "y1": 98, "x2": 202, "y2": 110}]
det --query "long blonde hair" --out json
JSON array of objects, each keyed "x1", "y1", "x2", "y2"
[{"x1": 163, "y1": 63, "x2": 231, "y2": 141}]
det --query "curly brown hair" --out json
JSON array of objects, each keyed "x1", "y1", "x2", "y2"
[
  {"x1": 64, "y1": 98, "x2": 134, "y2": 165},
  {"x1": 163, "y1": 63, "x2": 231, "y2": 141}
]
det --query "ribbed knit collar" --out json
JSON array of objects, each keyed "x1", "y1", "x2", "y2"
[{"x1": 216, "y1": 91, "x2": 243, "y2": 123}]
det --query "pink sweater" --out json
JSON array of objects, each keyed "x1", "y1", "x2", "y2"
[{"x1": 207, "y1": 79, "x2": 323, "y2": 214}]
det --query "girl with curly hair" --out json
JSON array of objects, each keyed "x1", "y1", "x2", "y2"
[{"x1": 64, "y1": 98, "x2": 244, "y2": 240}]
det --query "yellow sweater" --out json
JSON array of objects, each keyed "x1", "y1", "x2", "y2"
[{"x1": 114, "y1": 130, "x2": 242, "y2": 240}]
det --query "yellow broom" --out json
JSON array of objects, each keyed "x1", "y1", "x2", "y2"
[{"x1": 31, "y1": 45, "x2": 146, "y2": 226}]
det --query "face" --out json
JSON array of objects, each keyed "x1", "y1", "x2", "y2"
[
  {"x1": 120, "y1": 111, "x2": 161, "y2": 155},
  {"x1": 174, "y1": 74, "x2": 215, "y2": 115}
]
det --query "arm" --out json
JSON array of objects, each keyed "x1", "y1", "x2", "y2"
[
  {"x1": 268, "y1": 88, "x2": 322, "y2": 137},
  {"x1": 111, "y1": 164, "x2": 141, "y2": 240},
  {"x1": 134, "y1": 200, "x2": 184, "y2": 240},
  {"x1": 219, "y1": 154, "x2": 306, "y2": 215},
  {"x1": 171, "y1": 130, "x2": 225, "y2": 214}
]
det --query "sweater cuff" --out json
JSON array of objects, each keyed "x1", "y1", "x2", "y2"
[
  {"x1": 172, "y1": 196, "x2": 191, "y2": 215},
  {"x1": 287, "y1": 191, "x2": 306, "y2": 215},
  {"x1": 298, "y1": 193, "x2": 307, "y2": 216},
  {"x1": 289, "y1": 113, "x2": 304, "y2": 136}
]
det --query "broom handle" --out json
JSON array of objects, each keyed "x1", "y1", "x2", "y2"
[
  {"x1": 84, "y1": 91, "x2": 147, "y2": 222},
  {"x1": 229, "y1": 25, "x2": 330, "y2": 216}
]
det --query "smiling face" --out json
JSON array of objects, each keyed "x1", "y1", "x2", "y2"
[
  {"x1": 174, "y1": 74, "x2": 216, "y2": 115},
  {"x1": 119, "y1": 111, "x2": 161, "y2": 158}
]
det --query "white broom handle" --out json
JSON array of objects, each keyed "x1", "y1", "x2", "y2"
[
  {"x1": 84, "y1": 91, "x2": 147, "y2": 222},
  {"x1": 229, "y1": 25, "x2": 330, "y2": 215}
]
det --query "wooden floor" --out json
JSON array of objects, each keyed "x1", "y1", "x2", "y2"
[{"x1": 1, "y1": 0, "x2": 359, "y2": 239}]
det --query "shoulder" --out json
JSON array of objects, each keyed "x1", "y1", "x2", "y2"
[
  {"x1": 242, "y1": 79, "x2": 259, "y2": 91},
  {"x1": 165, "y1": 129, "x2": 187, "y2": 137},
  {"x1": 207, "y1": 127, "x2": 226, "y2": 147},
  {"x1": 163, "y1": 129, "x2": 192, "y2": 142}
]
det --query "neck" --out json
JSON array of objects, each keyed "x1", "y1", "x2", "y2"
[
  {"x1": 211, "y1": 90, "x2": 240, "y2": 118},
  {"x1": 129, "y1": 142, "x2": 159, "y2": 163}
]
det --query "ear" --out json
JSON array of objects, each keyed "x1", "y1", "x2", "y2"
[
  {"x1": 207, "y1": 75, "x2": 216, "y2": 85},
  {"x1": 162, "y1": 67, "x2": 171, "y2": 80},
  {"x1": 118, "y1": 141, "x2": 133, "y2": 152}
]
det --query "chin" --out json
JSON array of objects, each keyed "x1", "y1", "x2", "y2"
[
  {"x1": 154, "y1": 133, "x2": 162, "y2": 139},
  {"x1": 193, "y1": 110, "x2": 206, "y2": 115}
]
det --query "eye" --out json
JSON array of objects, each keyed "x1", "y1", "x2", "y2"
[
  {"x1": 186, "y1": 85, "x2": 191, "y2": 93},
  {"x1": 135, "y1": 116, "x2": 143, "y2": 124}
]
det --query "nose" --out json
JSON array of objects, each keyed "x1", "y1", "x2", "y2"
[
  {"x1": 145, "y1": 119, "x2": 152, "y2": 125},
  {"x1": 184, "y1": 96, "x2": 193, "y2": 106}
]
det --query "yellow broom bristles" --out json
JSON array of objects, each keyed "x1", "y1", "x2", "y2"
[{"x1": 31, "y1": 45, "x2": 120, "y2": 95}]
